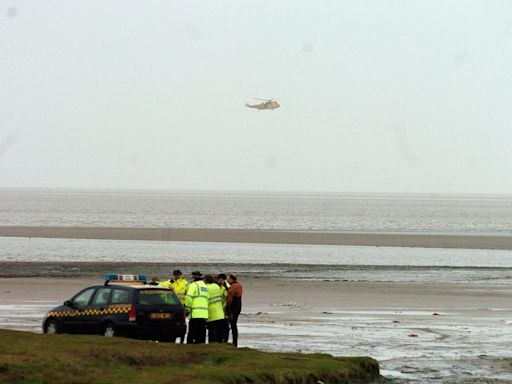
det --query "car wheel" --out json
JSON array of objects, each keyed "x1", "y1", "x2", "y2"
[
  {"x1": 45, "y1": 319, "x2": 59, "y2": 334},
  {"x1": 103, "y1": 324, "x2": 115, "y2": 337}
]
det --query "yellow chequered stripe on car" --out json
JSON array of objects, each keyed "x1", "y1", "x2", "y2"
[{"x1": 48, "y1": 305, "x2": 132, "y2": 318}]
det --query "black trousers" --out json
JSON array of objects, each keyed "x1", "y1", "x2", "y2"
[
  {"x1": 207, "y1": 319, "x2": 225, "y2": 343},
  {"x1": 187, "y1": 318, "x2": 206, "y2": 344},
  {"x1": 228, "y1": 312, "x2": 240, "y2": 346},
  {"x1": 221, "y1": 317, "x2": 230, "y2": 343}
]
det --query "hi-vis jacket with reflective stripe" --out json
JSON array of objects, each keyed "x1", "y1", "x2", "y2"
[
  {"x1": 185, "y1": 280, "x2": 209, "y2": 319},
  {"x1": 206, "y1": 283, "x2": 224, "y2": 322},
  {"x1": 171, "y1": 278, "x2": 189, "y2": 305}
]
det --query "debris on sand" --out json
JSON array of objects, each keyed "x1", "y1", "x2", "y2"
[{"x1": 272, "y1": 302, "x2": 301, "y2": 308}]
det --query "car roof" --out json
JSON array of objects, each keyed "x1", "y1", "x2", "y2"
[
  {"x1": 133, "y1": 285, "x2": 173, "y2": 290},
  {"x1": 80, "y1": 283, "x2": 173, "y2": 290}
]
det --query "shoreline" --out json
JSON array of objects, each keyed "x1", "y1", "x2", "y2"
[
  {"x1": 2, "y1": 261, "x2": 512, "y2": 279},
  {"x1": 1, "y1": 226, "x2": 512, "y2": 250}
]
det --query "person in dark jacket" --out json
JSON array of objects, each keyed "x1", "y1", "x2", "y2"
[{"x1": 226, "y1": 274, "x2": 243, "y2": 347}]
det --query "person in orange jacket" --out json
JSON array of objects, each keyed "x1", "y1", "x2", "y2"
[{"x1": 226, "y1": 274, "x2": 243, "y2": 347}]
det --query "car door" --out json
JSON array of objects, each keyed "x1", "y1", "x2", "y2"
[
  {"x1": 63, "y1": 287, "x2": 96, "y2": 333},
  {"x1": 87, "y1": 287, "x2": 112, "y2": 333}
]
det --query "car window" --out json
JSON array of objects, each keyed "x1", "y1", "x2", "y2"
[
  {"x1": 72, "y1": 288, "x2": 95, "y2": 306},
  {"x1": 111, "y1": 289, "x2": 130, "y2": 304},
  {"x1": 137, "y1": 289, "x2": 179, "y2": 306},
  {"x1": 92, "y1": 287, "x2": 111, "y2": 306}
]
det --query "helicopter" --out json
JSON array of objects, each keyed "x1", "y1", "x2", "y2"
[{"x1": 246, "y1": 98, "x2": 280, "y2": 111}]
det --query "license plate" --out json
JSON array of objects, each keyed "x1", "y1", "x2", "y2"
[{"x1": 150, "y1": 313, "x2": 172, "y2": 319}]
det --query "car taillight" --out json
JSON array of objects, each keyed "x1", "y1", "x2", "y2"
[{"x1": 128, "y1": 306, "x2": 137, "y2": 322}]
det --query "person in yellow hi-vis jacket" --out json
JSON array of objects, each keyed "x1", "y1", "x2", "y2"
[
  {"x1": 168, "y1": 269, "x2": 188, "y2": 343},
  {"x1": 156, "y1": 273, "x2": 184, "y2": 342},
  {"x1": 205, "y1": 274, "x2": 225, "y2": 343},
  {"x1": 157, "y1": 277, "x2": 172, "y2": 288},
  {"x1": 170, "y1": 269, "x2": 189, "y2": 305},
  {"x1": 185, "y1": 271, "x2": 209, "y2": 344},
  {"x1": 217, "y1": 273, "x2": 230, "y2": 343}
]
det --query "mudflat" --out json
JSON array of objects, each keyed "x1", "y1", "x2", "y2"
[
  {"x1": 1, "y1": 226, "x2": 512, "y2": 249},
  {"x1": 1, "y1": 276, "x2": 511, "y2": 312}
]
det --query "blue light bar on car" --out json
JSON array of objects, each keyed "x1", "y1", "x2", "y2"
[{"x1": 105, "y1": 274, "x2": 146, "y2": 282}]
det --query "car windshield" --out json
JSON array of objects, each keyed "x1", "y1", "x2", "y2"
[{"x1": 136, "y1": 289, "x2": 179, "y2": 306}]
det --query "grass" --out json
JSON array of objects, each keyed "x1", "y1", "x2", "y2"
[{"x1": 0, "y1": 329, "x2": 380, "y2": 384}]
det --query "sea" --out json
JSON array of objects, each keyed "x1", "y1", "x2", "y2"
[
  {"x1": 2, "y1": 189, "x2": 512, "y2": 233},
  {"x1": 1, "y1": 189, "x2": 512, "y2": 383}
]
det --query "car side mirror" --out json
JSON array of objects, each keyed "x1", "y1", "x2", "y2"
[{"x1": 64, "y1": 300, "x2": 73, "y2": 307}]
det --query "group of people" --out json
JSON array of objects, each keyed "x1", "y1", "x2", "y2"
[{"x1": 150, "y1": 270, "x2": 243, "y2": 346}]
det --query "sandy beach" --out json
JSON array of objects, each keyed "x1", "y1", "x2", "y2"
[
  {"x1": 2, "y1": 275, "x2": 512, "y2": 382},
  {"x1": 1, "y1": 226, "x2": 512, "y2": 250}
]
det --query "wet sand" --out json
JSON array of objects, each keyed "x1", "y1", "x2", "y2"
[
  {"x1": 2, "y1": 276, "x2": 512, "y2": 382},
  {"x1": 2, "y1": 276, "x2": 511, "y2": 310},
  {"x1": 1, "y1": 226, "x2": 512, "y2": 249}
]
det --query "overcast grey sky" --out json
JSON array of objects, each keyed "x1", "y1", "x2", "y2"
[{"x1": 1, "y1": 1, "x2": 512, "y2": 193}]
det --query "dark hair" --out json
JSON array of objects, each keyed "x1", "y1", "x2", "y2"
[
  {"x1": 173, "y1": 269, "x2": 182, "y2": 276},
  {"x1": 217, "y1": 273, "x2": 227, "y2": 280},
  {"x1": 228, "y1": 274, "x2": 237, "y2": 282},
  {"x1": 204, "y1": 274, "x2": 214, "y2": 284}
]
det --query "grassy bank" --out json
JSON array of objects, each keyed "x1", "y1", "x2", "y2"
[{"x1": 0, "y1": 329, "x2": 379, "y2": 384}]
